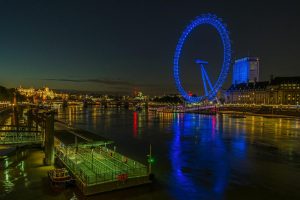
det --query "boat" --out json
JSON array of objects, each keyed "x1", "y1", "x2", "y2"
[{"x1": 48, "y1": 168, "x2": 75, "y2": 187}]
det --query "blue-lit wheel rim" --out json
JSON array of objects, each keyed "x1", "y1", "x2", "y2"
[{"x1": 173, "y1": 14, "x2": 231, "y2": 103}]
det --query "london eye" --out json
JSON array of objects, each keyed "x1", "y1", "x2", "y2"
[{"x1": 173, "y1": 14, "x2": 231, "y2": 103}]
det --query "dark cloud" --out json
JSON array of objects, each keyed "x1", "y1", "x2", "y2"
[
  {"x1": 42, "y1": 78, "x2": 176, "y2": 95},
  {"x1": 42, "y1": 78, "x2": 157, "y2": 88},
  {"x1": 43, "y1": 78, "x2": 133, "y2": 86}
]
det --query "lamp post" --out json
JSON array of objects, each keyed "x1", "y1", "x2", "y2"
[
  {"x1": 149, "y1": 144, "x2": 152, "y2": 174},
  {"x1": 147, "y1": 144, "x2": 155, "y2": 174}
]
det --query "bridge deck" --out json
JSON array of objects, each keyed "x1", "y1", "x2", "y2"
[
  {"x1": 0, "y1": 130, "x2": 43, "y2": 145},
  {"x1": 156, "y1": 104, "x2": 217, "y2": 113}
]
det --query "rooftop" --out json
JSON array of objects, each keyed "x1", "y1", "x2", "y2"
[
  {"x1": 228, "y1": 81, "x2": 269, "y2": 91},
  {"x1": 270, "y1": 77, "x2": 300, "y2": 85}
]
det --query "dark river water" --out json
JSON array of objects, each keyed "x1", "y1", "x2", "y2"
[{"x1": 1, "y1": 106, "x2": 300, "y2": 200}]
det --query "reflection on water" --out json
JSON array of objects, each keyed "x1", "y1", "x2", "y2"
[
  {"x1": 56, "y1": 106, "x2": 300, "y2": 199},
  {"x1": 0, "y1": 150, "x2": 28, "y2": 196},
  {"x1": 1, "y1": 106, "x2": 300, "y2": 199},
  {"x1": 57, "y1": 106, "x2": 300, "y2": 199},
  {"x1": 133, "y1": 111, "x2": 138, "y2": 138},
  {"x1": 169, "y1": 114, "x2": 230, "y2": 199}
]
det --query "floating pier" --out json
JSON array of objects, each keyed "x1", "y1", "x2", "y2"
[
  {"x1": 53, "y1": 122, "x2": 151, "y2": 195},
  {"x1": 54, "y1": 136, "x2": 150, "y2": 195}
]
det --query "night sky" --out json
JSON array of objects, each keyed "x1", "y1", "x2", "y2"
[{"x1": 0, "y1": 0, "x2": 299, "y2": 95}]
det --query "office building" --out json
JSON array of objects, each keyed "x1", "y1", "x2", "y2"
[{"x1": 232, "y1": 57, "x2": 259, "y2": 84}]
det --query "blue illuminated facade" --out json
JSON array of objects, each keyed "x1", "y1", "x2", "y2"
[
  {"x1": 232, "y1": 57, "x2": 259, "y2": 85},
  {"x1": 173, "y1": 14, "x2": 232, "y2": 103}
]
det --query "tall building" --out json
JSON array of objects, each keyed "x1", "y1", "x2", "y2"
[{"x1": 232, "y1": 57, "x2": 259, "y2": 84}]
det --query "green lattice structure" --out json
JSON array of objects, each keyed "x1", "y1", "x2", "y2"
[{"x1": 54, "y1": 141, "x2": 150, "y2": 194}]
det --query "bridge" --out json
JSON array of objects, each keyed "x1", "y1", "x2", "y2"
[{"x1": 154, "y1": 104, "x2": 217, "y2": 113}]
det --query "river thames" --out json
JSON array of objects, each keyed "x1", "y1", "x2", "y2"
[{"x1": 1, "y1": 106, "x2": 300, "y2": 200}]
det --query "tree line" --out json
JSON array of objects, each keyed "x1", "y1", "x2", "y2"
[{"x1": 0, "y1": 85, "x2": 25, "y2": 102}]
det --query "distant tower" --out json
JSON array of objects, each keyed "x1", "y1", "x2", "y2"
[{"x1": 232, "y1": 57, "x2": 259, "y2": 84}]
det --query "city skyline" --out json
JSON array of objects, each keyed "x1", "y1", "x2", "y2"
[
  {"x1": 0, "y1": 0, "x2": 299, "y2": 95},
  {"x1": 1, "y1": 2, "x2": 300, "y2": 199}
]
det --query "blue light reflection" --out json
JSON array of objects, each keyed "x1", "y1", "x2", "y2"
[{"x1": 169, "y1": 114, "x2": 234, "y2": 199}]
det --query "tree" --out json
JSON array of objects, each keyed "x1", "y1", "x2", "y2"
[{"x1": 0, "y1": 86, "x2": 26, "y2": 102}]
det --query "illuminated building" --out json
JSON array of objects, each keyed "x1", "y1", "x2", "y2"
[
  {"x1": 232, "y1": 57, "x2": 259, "y2": 84},
  {"x1": 36, "y1": 87, "x2": 55, "y2": 99},
  {"x1": 133, "y1": 91, "x2": 147, "y2": 101},
  {"x1": 226, "y1": 81, "x2": 269, "y2": 104},
  {"x1": 226, "y1": 76, "x2": 300, "y2": 105},
  {"x1": 17, "y1": 86, "x2": 35, "y2": 97},
  {"x1": 268, "y1": 77, "x2": 300, "y2": 105},
  {"x1": 17, "y1": 86, "x2": 68, "y2": 100}
]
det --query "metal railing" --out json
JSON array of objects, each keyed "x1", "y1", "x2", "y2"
[
  {"x1": 55, "y1": 145, "x2": 148, "y2": 185},
  {"x1": 0, "y1": 130, "x2": 43, "y2": 144}
]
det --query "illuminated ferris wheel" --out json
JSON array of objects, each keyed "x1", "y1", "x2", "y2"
[{"x1": 173, "y1": 14, "x2": 231, "y2": 103}]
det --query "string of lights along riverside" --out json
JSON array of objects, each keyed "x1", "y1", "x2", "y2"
[{"x1": 173, "y1": 14, "x2": 231, "y2": 103}]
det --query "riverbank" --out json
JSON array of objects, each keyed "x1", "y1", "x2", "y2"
[
  {"x1": 219, "y1": 110, "x2": 300, "y2": 119},
  {"x1": 219, "y1": 105, "x2": 300, "y2": 117}
]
